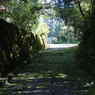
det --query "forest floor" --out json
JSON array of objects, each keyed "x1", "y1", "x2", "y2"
[{"x1": 0, "y1": 45, "x2": 95, "y2": 95}]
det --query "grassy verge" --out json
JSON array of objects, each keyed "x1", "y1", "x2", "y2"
[{"x1": 0, "y1": 46, "x2": 95, "y2": 95}]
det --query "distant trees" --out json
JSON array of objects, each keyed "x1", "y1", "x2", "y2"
[
  {"x1": 44, "y1": 17, "x2": 79, "y2": 43},
  {"x1": 1, "y1": 0, "x2": 95, "y2": 43},
  {"x1": 33, "y1": 16, "x2": 50, "y2": 37},
  {"x1": 50, "y1": 0, "x2": 95, "y2": 44},
  {"x1": 54, "y1": 0, "x2": 95, "y2": 67}
]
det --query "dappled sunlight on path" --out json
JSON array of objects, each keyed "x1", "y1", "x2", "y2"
[
  {"x1": 0, "y1": 47, "x2": 94, "y2": 95},
  {"x1": 9, "y1": 77, "x2": 73, "y2": 95}
]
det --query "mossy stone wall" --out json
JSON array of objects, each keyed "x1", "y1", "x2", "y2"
[{"x1": 0, "y1": 19, "x2": 45, "y2": 78}]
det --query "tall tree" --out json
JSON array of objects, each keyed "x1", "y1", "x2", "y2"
[
  {"x1": 68, "y1": 17, "x2": 70, "y2": 43},
  {"x1": 59, "y1": 15, "x2": 61, "y2": 40},
  {"x1": 51, "y1": 6, "x2": 54, "y2": 42}
]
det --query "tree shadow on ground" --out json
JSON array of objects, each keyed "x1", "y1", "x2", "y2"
[{"x1": 0, "y1": 47, "x2": 95, "y2": 95}]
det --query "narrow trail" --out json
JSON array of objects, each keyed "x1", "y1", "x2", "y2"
[{"x1": 0, "y1": 45, "x2": 93, "y2": 95}]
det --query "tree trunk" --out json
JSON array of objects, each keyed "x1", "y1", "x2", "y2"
[
  {"x1": 59, "y1": 15, "x2": 61, "y2": 41},
  {"x1": 68, "y1": 17, "x2": 70, "y2": 43},
  {"x1": 51, "y1": 7, "x2": 54, "y2": 42},
  {"x1": 51, "y1": 18, "x2": 53, "y2": 42},
  {"x1": 92, "y1": 0, "x2": 95, "y2": 20}
]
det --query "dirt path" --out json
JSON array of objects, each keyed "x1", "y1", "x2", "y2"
[
  {"x1": 0, "y1": 45, "x2": 92, "y2": 95},
  {"x1": 9, "y1": 77, "x2": 80, "y2": 95},
  {"x1": 47, "y1": 44, "x2": 78, "y2": 50}
]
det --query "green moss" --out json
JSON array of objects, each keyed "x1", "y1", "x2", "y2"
[{"x1": 0, "y1": 19, "x2": 45, "y2": 78}]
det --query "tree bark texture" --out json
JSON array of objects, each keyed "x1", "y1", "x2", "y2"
[
  {"x1": 68, "y1": 17, "x2": 70, "y2": 43},
  {"x1": 59, "y1": 15, "x2": 61, "y2": 41},
  {"x1": 51, "y1": 18, "x2": 53, "y2": 42}
]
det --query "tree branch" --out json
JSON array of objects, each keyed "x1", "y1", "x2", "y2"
[{"x1": 77, "y1": 0, "x2": 85, "y2": 17}]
